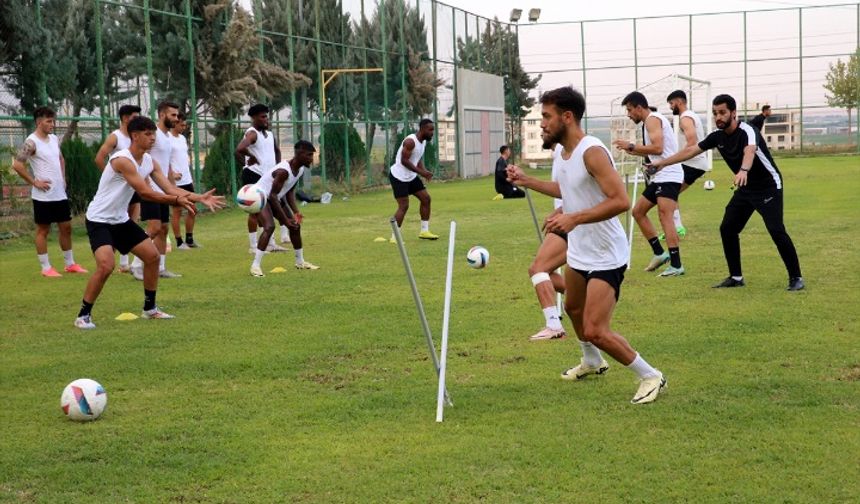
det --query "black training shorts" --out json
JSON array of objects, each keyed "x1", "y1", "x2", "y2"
[
  {"x1": 642, "y1": 182, "x2": 681, "y2": 204},
  {"x1": 241, "y1": 168, "x2": 262, "y2": 186},
  {"x1": 32, "y1": 199, "x2": 71, "y2": 225},
  {"x1": 682, "y1": 165, "x2": 706, "y2": 186},
  {"x1": 140, "y1": 200, "x2": 170, "y2": 223},
  {"x1": 571, "y1": 265, "x2": 627, "y2": 301},
  {"x1": 85, "y1": 219, "x2": 149, "y2": 255},
  {"x1": 389, "y1": 173, "x2": 426, "y2": 199}
]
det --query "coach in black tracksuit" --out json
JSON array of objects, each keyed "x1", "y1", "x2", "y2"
[{"x1": 646, "y1": 94, "x2": 804, "y2": 291}]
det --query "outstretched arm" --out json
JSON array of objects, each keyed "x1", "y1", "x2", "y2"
[
  {"x1": 505, "y1": 164, "x2": 561, "y2": 198},
  {"x1": 148, "y1": 161, "x2": 226, "y2": 212}
]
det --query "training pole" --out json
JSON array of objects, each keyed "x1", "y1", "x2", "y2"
[
  {"x1": 436, "y1": 221, "x2": 456, "y2": 422},
  {"x1": 627, "y1": 166, "x2": 641, "y2": 270},
  {"x1": 524, "y1": 188, "x2": 543, "y2": 244},
  {"x1": 390, "y1": 217, "x2": 452, "y2": 406}
]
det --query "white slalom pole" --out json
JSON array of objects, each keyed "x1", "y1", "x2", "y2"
[
  {"x1": 390, "y1": 218, "x2": 452, "y2": 406},
  {"x1": 436, "y1": 221, "x2": 456, "y2": 423},
  {"x1": 627, "y1": 166, "x2": 641, "y2": 270}
]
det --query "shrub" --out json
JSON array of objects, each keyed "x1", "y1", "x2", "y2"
[
  {"x1": 319, "y1": 122, "x2": 367, "y2": 182},
  {"x1": 62, "y1": 138, "x2": 100, "y2": 214}
]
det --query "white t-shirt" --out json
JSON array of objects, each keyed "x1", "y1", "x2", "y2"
[
  {"x1": 26, "y1": 133, "x2": 66, "y2": 202},
  {"x1": 254, "y1": 161, "x2": 306, "y2": 201},
  {"x1": 643, "y1": 112, "x2": 683, "y2": 184},
  {"x1": 550, "y1": 144, "x2": 563, "y2": 210},
  {"x1": 111, "y1": 129, "x2": 131, "y2": 154},
  {"x1": 148, "y1": 127, "x2": 173, "y2": 194},
  {"x1": 678, "y1": 110, "x2": 709, "y2": 171},
  {"x1": 389, "y1": 134, "x2": 426, "y2": 182},
  {"x1": 556, "y1": 136, "x2": 629, "y2": 271},
  {"x1": 246, "y1": 127, "x2": 277, "y2": 175},
  {"x1": 87, "y1": 150, "x2": 155, "y2": 224},
  {"x1": 170, "y1": 132, "x2": 192, "y2": 186}
]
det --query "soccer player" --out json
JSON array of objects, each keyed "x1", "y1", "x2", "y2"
[
  {"x1": 11, "y1": 106, "x2": 88, "y2": 277},
  {"x1": 75, "y1": 116, "x2": 225, "y2": 329},
  {"x1": 248, "y1": 140, "x2": 319, "y2": 277},
  {"x1": 666, "y1": 89, "x2": 710, "y2": 236},
  {"x1": 235, "y1": 103, "x2": 289, "y2": 253},
  {"x1": 169, "y1": 113, "x2": 198, "y2": 249},
  {"x1": 526, "y1": 142, "x2": 567, "y2": 341},
  {"x1": 389, "y1": 119, "x2": 438, "y2": 242},
  {"x1": 748, "y1": 104, "x2": 771, "y2": 132},
  {"x1": 647, "y1": 94, "x2": 804, "y2": 291},
  {"x1": 507, "y1": 86, "x2": 666, "y2": 405},
  {"x1": 95, "y1": 104, "x2": 142, "y2": 272},
  {"x1": 130, "y1": 101, "x2": 180, "y2": 280},
  {"x1": 612, "y1": 91, "x2": 685, "y2": 277},
  {"x1": 493, "y1": 145, "x2": 524, "y2": 199}
]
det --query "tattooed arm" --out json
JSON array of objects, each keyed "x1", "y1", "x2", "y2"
[{"x1": 11, "y1": 139, "x2": 51, "y2": 191}]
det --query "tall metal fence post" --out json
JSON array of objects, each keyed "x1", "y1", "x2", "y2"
[
  {"x1": 799, "y1": 7, "x2": 804, "y2": 153},
  {"x1": 380, "y1": 0, "x2": 390, "y2": 170},
  {"x1": 94, "y1": 0, "x2": 107, "y2": 138},
  {"x1": 633, "y1": 18, "x2": 638, "y2": 89},
  {"x1": 431, "y1": 0, "x2": 439, "y2": 175},
  {"x1": 581, "y1": 21, "x2": 588, "y2": 131},
  {"x1": 34, "y1": 1, "x2": 47, "y2": 105},
  {"x1": 452, "y1": 10, "x2": 461, "y2": 177},
  {"x1": 144, "y1": 0, "x2": 155, "y2": 118},
  {"x1": 314, "y1": 0, "x2": 326, "y2": 188}
]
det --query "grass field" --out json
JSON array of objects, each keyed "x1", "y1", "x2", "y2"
[{"x1": 1, "y1": 155, "x2": 859, "y2": 503}]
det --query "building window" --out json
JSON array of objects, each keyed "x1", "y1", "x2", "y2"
[
  {"x1": 528, "y1": 132, "x2": 537, "y2": 139},
  {"x1": 777, "y1": 135, "x2": 785, "y2": 142},
  {"x1": 447, "y1": 134, "x2": 454, "y2": 142},
  {"x1": 767, "y1": 136, "x2": 772, "y2": 143}
]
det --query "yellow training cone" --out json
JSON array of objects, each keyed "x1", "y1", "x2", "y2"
[
  {"x1": 270, "y1": 266, "x2": 288, "y2": 273},
  {"x1": 115, "y1": 312, "x2": 139, "y2": 321},
  {"x1": 373, "y1": 237, "x2": 388, "y2": 242}
]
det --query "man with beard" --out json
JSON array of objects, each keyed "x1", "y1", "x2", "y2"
[
  {"x1": 507, "y1": 86, "x2": 667, "y2": 405},
  {"x1": 389, "y1": 119, "x2": 439, "y2": 242},
  {"x1": 665, "y1": 89, "x2": 710, "y2": 237},
  {"x1": 613, "y1": 91, "x2": 685, "y2": 277},
  {"x1": 647, "y1": 94, "x2": 803, "y2": 291},
  {"x1": 130, "y1": 101, "x2": 181, "y2": 280}
]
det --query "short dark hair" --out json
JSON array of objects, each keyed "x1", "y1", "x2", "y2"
[
  {"x1": 666, "y1": 90, "x2": 687, "y2": 102},
  {"x1": 248, "y1": 103, "x2": 269, "y2": 117},
  {"x1": 499, "y1": 145, "x2": 510, "y2": 154},
  {"x1": 128, "y1": 116, "x2": 157, "y2": 135},
  {"x1": 157, "y1": 101, "x2": 179, "y2": 114},
  {"x1": 762, "y1": 105, "x2": 771, "y2": 112},
  {"x1": 419, "y1": 118, "x2": 434, "y2": 129},
  {"x1": 295, "y1": 140, "x2": 316, "y2": 153},
  {"x1": 648, "y1": 106, "x2": 657, "y2": 112},
  {"x1": 118, "y1": 105, "x2": 141, "y2": 120},
  {"x1": 33, "y1": 106, "x2": 56, "y2": 121},
  {"x1": 621, "y1": 91, "x2": 649, "y2": 109},
  {"x1": 539, "y1": 86, "x2": 586, "y2": 121},
  {"x1": 176, "y1": 112, "x2": 186, "y2": 121},
  {"x1": 712, "y1": 94, "x2": 737, "y2": 111}
]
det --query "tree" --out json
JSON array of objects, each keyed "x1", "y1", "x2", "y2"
[
  {"x1": 824, "y1": 48, "x2": 860, "y2": 130},
  {"x1": 456, "y1": 18, "x2": 540, "y2": 151}
]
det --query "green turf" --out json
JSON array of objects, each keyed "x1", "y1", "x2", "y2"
[{"x1": 1, "y1": 156, "x2": 859, "y2": 502}]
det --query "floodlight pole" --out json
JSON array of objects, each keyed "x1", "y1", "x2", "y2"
[
  {"x1": 390, "y1": 218, "x2": 453, "y2": 407},
  {"x1": 321, "y1": 68, "x2": 383, "y2": 115}
]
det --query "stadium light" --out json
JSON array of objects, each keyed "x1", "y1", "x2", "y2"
[
  {"x1": 528, "y1": 8, "x2": 541, "y2": 22},
  {"x1": 509, "y1": 9, "x2": 522, "y2": 23}
]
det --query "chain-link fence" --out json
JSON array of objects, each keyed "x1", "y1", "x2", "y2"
[{"x1": 518, "y1": 3, "x2": 860, "y2": 162}]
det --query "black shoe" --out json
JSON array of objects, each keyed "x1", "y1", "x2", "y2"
[
  {"x1": 787, "y1": 277, "x2": 805, "y2": 291},
  {"x1": 713, "y1": 276, "x2": 745, "y2": 288}
]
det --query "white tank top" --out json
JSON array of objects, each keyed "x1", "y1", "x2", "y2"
[
  {"x1": 254, "y1": 161, "x2": 306, "y2": 201},
  {"x1": 170, "y1": 133, "x2": 192, "y2": 185},
  {"x1": 678, "y1": 110, "x2": 709, "y2": 171},
  {"x1": 26, "y1": 133, "x2": 66, "y2": 202},
  {"x1": 87, "y1": 150, "x2": 155, "y2": 224},
  {"x1": 556, "y1": 136, "x2": 629, "y2": 271},
  {"x1": 148, "y1": 127, "x2": 173, "y2": 194},
  {"x1": 111, "y1": 129, "x2": 131, "y2": 154},
  {"x1": 390, "y1": 134, "x2": 426, "y2": 182},
  {"x1": 643, "y1": 112, "x2": 683, "y2": 184},
  {"x1": 246, "y1": 127, "x2": 277, "y2": 174},
  {"x1": 550, "y1": 144, "x2": 563, "y2": 210}
]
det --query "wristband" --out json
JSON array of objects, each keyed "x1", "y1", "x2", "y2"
[{"x1": 740, "y1": 167, "x2": 750, "y2": 172}]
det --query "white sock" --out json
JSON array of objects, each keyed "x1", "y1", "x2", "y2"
[
  {"x1": 542, "y1": 306, "x2": 563, "y2": 330},
  {"x1": 131, "y1": 256, "x2": 143, "y2": 268},
  {"x1": 280, "y1": 225, "x2": 289, "y2": 239},
  {"x1": 253, "y1": 249, "x2": 265, "y2": 268},
  {"x1": 420, "y1": 220, "x2": 429, "y2": 232},
  {"x1": 62, "y1": 249, "x2": 75, "y2": 267},
  {"x1": 732, "y1": 275, "x2": 743, "y2": 281},
  {"x1": 159, "y1": 254, "x2": 166, "y2": 272},
  {"x1": 37, "y1": 253, "x2": 51, "y2": 271},
  {"x1": 579, "y1": 341, "x2": 603, "y2": 367},
  {"x1": 249, "y1": 232, "x2": 257, "y2": 249},
  {"x1": 295, "y1": 248, "x2": 304, "y2": 265},
  {"x1": 673, "y1": 208, "x2": 683, "y2": 229},
  {"x1": 119, "y1": 254, "x2": 129, "y2": 267},
  {"x1": 627, "y1": 353, "x2": 660, "y2": 379}
]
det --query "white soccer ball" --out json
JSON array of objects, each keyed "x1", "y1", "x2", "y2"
[
  {"x1": 703, "y1": 179, "x2": 716, "y2": 191},
  {"x1": 466, "y1": 246, "x2": 489, "y2": 269},
  {"x1": 61, "y1": 378, "x2": 107, "y2": 422},
  {"x1": 236, "y1": 184, "x2": 266, "y2": 213}
]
